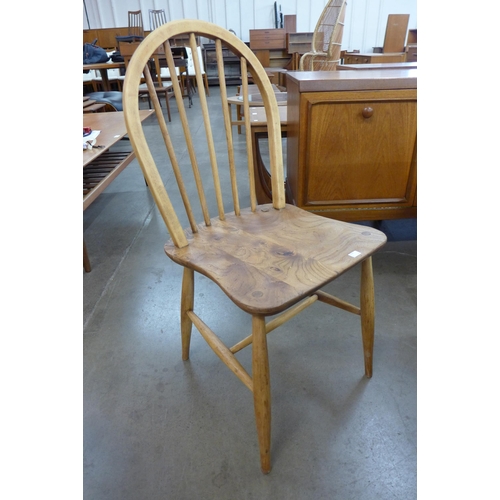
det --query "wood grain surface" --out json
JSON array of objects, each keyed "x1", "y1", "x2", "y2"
[{"x1": 165, "y1": 203, "x2": 386, "y2": 315}]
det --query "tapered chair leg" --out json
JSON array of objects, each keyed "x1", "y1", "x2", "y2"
[
  {"x1": 252, "y1": 314, "x2": 271, "y2": 474},
  {"x1": 360, "y1": 257, "x2": 375, "y2": 378},
  {"x1": 181, "y1": 267, "x2": 194, "y2": 360},
  {"x1": 164, "y1": 90, "x2": 172, "y2": 122},
  {"x1": 202, "y1": 74, "x2": 210, "y2": 96},
  {"x1": 83, "y1": 239, "x2": 91, "y2": 273}
]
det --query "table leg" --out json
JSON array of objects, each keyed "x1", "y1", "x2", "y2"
[
  {"x1": 97, "y1": 68, "x2": 111, "y2": 91},
  {"x1": 252, "y1": 130, "x2": 290, "y2": 205},
  {"x1": 227, "y1": 101, "x2": 244, "y2": 135}
]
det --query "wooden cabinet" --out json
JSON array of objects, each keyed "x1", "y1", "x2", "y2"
[
  {"x1": 84, "y1": 28, "x2": 130, "y2": 49},
  {"x1": 83, "y1": 28, "x2": 198, "y2": 50},
  {"x1": 343, "y1": 52, "x2": 406, "y2": 64},
  {"x1": 286, "y1": 32, "x2": 313, "y2": 55},
  {"x1": 250, "y1": 29, "x2": 286, "y2": 50},
  {"x1": 405, "y1": 46, "x2": 417, "y2": 62},
  {"x1": 405, "y1": 28, "x2": 417, "y2": 62},
  {"x1": 255, "y1": 49, "x2": 291, "y2": 68},
  {"x1": 203, "y1": 42, "x2": 249, "y2": 85},
  {"x1": 286, "y1": 69, "x2": 417, "y2": 221},
  {"x1": 250, "y1": 28, "x2": 291, "y2": 69}
]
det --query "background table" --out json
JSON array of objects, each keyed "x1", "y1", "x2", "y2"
[
  {"x1": 227, "y1": 84, "x2": 287, "y2": 134},
  {"x1": 83, "y1": 110, "x2": 153, "y2": 271},
  {"x1": 249, "y1": 106, "x2": 288, "y2": 204},
  {"x1": 83, "y1": 61, "x2": 125, "y2": 91}
]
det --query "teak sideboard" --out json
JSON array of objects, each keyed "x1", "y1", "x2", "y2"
[{"x1": 285, "y1": 69, "x2": 417, "y2": 221}]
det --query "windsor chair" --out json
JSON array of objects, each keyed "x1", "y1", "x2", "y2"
[{"x1": 123, "y1": 19, "x2": 386, "y2": 474}]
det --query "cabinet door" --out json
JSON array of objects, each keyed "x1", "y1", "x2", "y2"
[{"x1": 299, "y1": 90, "x2": 417, "y2": 209}]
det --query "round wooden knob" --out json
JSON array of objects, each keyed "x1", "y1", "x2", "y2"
[{"x1": 362, "y1": 107, "x2": 374, "y2": 118}]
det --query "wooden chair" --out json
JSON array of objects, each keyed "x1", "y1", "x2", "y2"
[
  {"x1": 123, "y1": 19, "x2": 387, "y2": 474},
  {"x1": 299, "y1": 0, "x2": 347, "y2": 71},
  {"x1": 184, "y1": 45, "x2": 210, "y2": 96},
  {"x1": 128, "y1": 10, "x2": 144, "y2": 38},
  {"x1": 149, "y1": 9, "x2": 167, "y2": 31},
  {"x1": 119, "y1": 40, "x2": 174, "y2": 121}
]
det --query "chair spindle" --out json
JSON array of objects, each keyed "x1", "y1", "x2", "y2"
[
  {"x1": 189, "y1": 33, "x2": 226, "y2": 221},
  {"x1": 216, "y1": 39, "x2": 241, "y2": 216},
  {"x1": 239, "y1": 57, "x2": 257, "y2": 212},
  {"x1": 163, "y1": 38, "x2": 212, "y2": 227}
]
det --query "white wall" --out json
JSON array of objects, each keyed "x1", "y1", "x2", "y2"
[{"x1": 83, "y1": 0, "x2": 417, "y2": 53}]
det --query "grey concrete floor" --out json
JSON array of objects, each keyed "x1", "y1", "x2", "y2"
[{"x1": 83, "y1": 86, "x2": 417, "y2": 499}]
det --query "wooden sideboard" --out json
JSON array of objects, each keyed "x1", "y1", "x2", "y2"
[
  {"x1": 249, "y1": 28, "x2": 295, "y2": 70},
  {"x1": 84, "y1": 28, "x2": 130, "y2": 49},
  {"x1": 406, "y1": 28, "x2": 417, "y2": 62},
  {"x1": 286, "y1": 69, "x2": 417, "y2": 221},
  {"x1": 83, "y1": 28, "x2": 195, "y2": 50},
  {"x1": 342, "y1": 52, "x2": 406, "y2": 64},
  {"x1": 337, "y1": 62, "x2": 417, "y2": 71}
]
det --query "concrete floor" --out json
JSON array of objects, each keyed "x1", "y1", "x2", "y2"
[{"x1": 83, "y1": 86, "x2": 417, "y2": 499}]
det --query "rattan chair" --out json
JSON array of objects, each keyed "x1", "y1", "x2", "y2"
[
  {"x1": 123, "y1": 19, "x2": 386, "y2": 474},
  {"x1": 299, "y1": 0, "x2": 347, "y2": 71}
]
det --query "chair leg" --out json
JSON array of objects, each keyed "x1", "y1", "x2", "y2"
[
  {"x1": 164, "y1": 90, "x2": 171, "y2": 122},
  {"x1": 190, "y1": 75, "x2": 197, "y2": 94},
  {"x1": 83, "y1": 239, "x2": 91, "y2": 273},
  {"x1": 252, "y1": 314, "x2": 271, "y2": 474},
  {"x1": 237, "y1": 104, "x2": 242, "y2": 135},
  {"x1": 360, "y1": 257, "x2": 375, "y2": 378},
  {"x1": 204, "y1": 74, "x2": 210, "y2": 96},
  {"x1": 181, "y1": 267, "x2": 194, "y2": 360}
]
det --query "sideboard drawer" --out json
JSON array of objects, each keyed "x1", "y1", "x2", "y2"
[
  {"x1": 343, "y1": 55, "x2": 371, "y2": 64},
  {"x1": 250, "y1": 29, "x2": 286, "y2": 50}
]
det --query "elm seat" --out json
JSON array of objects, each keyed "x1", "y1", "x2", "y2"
[{"x1": 86, "y1": 91, "x2": 123, "y2": 111}]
